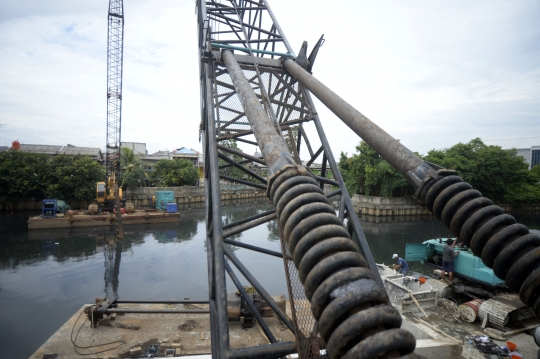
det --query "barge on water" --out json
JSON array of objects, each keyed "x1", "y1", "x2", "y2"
[{"x1": 28, "y1": 209, "x2": 180, "y2": 230}]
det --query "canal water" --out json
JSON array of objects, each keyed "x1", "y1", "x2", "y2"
[{"x1": 1, "y1": 199, "x2": 539, "y2": 358}]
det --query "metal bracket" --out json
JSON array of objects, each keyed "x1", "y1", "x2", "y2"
[
  {"x1": 307, "y1": 34, "x2": 324, "y2": 73},
  {"x1": 202, "y1": 50, "x2": 214, "y2": 63},
  {"x1": 295, "y1": 41, "x2": 310, "y2": 69},
  {"x1": 87, "y1": 297, "x2": 118, "y2": 327},
  {"x1": 413, "y1": 162, "x2": 458, "y2": 205},
  {"x1": 240, "y1": 293, "x2": 262, "y2": 328}
]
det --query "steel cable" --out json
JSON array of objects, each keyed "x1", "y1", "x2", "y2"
[
  {"x1": 269, "y1": 169, "x2": 426, "y2": 359},
  {"x1": 422, "y1": 175, "x2": 540, "y2": 318}
]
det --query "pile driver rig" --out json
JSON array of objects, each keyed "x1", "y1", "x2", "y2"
[
  {"x1": 197, "y1": 1, "x2": 539, "y2": 358},
  {"x1": 96, "y1": 0, "x2": 124, "y2": 212},
  {"x1": 86, "y1": 0, "x2": 539, "y2": 358}
]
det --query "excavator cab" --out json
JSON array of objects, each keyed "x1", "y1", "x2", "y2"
[
  {"x1": 96, "y1": 178, "x2": 123, "y2": 212},
  {"x1": 96, "y1": 182, "x2": 106, "y2": 204}
]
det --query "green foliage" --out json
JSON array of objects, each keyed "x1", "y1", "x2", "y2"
[
  {"x1": 0, "y1": 150, "x2": 104, "y2": 205},
  {"x1": 152, "y1": 159, "x2": 198, "y2": 186},
  {"x1": 338, "y1": 138, "x2": 540, "y2": 205},
  {"x1": 0, "y1": 150, "x2": 50, "y2": 202},
  {"x1": 120, "y1": 147, "x2": 148, "y2": 189},
  {"x1": 218, "y1": 139, "x2": 266, "y2": 181},
  {"x1": 120, "y1": 167, "x2": 148, "y2": 189},
  {"x1": 339, "y1": 141, "x2": 413, "y2": 197},
  {"x1": 120, "y1": 147, "x2": 142, "y2": 172},
  {"x1": 45, "y1": 155, "x2": 104, "y2": 202},
  {"x1": 531, "y1": 164, "x2": 540, "y2": 182},
  {"x1": 424, "y1": 138, "x2": 538, "y2": 204},
  {"x1": 219, "y1": 139, "x2": 244, "y2": 179}
]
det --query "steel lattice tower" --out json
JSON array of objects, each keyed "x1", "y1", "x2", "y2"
[{"x1": 105, "y1": 0, "x2": 124, "y2": 187}]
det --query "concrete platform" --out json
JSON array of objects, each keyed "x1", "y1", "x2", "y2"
[
  {"x1": 401, "y1": 296, "x2": 540, "y2": 359},
  {"x1": 30, "y1": 303, "x2": 295, "y2": 358},
  {"x1": 28, "y1": 210, "x2": 181, "y2": 230},
  {"x1": 31, "y1": 300, "x2": 470, "y2": 359}
]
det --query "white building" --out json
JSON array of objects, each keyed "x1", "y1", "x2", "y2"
[
  {"x1": 484, "y1": 137, "x2": 540, "y2": 169},
  {"x1": 121, "y1": 142, "x2": 147, "y2": 156}
]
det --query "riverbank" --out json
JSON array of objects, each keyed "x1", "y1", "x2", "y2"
[
  {"x1": 0, "y1": 185, "x2": 267, "y2": 211},
  {"x1": 352, "y1": 194, "x2": 540, "y2": 216}
]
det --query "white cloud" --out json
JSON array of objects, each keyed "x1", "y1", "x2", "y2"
[{"x1": 0, "y1": 0, "x2": 539, "y2": 158}]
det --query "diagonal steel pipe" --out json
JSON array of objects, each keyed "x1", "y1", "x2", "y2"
[
  {"x1": 283, "y1": 58, "x2": 436, "y2": 190},
  {"x1": 284, "y1": 58, "x2": 540, "y2": 320},
  {"x1": 223, "y1": 49, "x2": 424, "y2": 359},
  {"x1": 222, "y1": 50, "x2": 295, "y2": 175}
]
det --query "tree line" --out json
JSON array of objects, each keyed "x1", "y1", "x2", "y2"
[
  {"x1": 119, "y1": 147, "x2": 199, "y2": 189},
  {"x1": 339, "y1": 138, "x2": 540, "y2": 205},
  {"x1": 0, "y1": 148, "x2": 199, "y2": 207},
  {"x1": 0, "y1": 150, "x2": 104, "y2": 205}
]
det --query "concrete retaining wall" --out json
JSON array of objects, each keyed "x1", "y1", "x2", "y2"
[
  {"x1": 1, "y1": 185, "x2": 267, "y2": 211},
  {"x1": 351, "y1": 194, "x2": 540, "y2": 216},
  {"x1": 351, "y1": 195, "x2": 432, "y2": 216},
  {"x1": 124, "y1": 185, "x2": 266, "y2": 207}
]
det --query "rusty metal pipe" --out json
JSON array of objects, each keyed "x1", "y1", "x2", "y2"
[
  {"x1": 283, "y1": 59, "x2": 433, "y2": 188},
  {"x1": 222, "y1": 50, "x2": 295, "y2": 175},
  {"x1": 227, "y1": 341, "x2": 297, "y2": 359},
  {"x1": 223, "y1": 51, "x2": 420, "y2": 359},
  {"x1": 285, "y1": 59, "x2": 540, "y2": 320}
]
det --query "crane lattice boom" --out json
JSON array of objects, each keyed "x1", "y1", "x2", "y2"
[{"x1": 105, "y1": 0, "x2": 124, "y2": 189}]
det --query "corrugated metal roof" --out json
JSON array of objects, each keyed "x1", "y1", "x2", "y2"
[
  {"x1": 149, "y1": 150, "x2": 171, "y2": 157},
  {"x1": 484, "y1": 137, "x2": 540, "y2": 150},
  {"x1": 60, "y1": 146, "x2": 101, "y2": 156},
  {"x1": 174, "y1": 147, "x2": 198, "y2": 155},
  {"x1": 18, "y1": 144, "x2": 102, "y2": 157},
  {"x1": 20, "y1": 144, "x2": 63, "y2": 154}
]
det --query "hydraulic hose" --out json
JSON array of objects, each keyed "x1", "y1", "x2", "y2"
[
  {"x1": 223, "y1": 50, "x2": 425, "y2": 359},
  {"x1": 283, "y1": 58, "x2": 540, "y2": 319}
]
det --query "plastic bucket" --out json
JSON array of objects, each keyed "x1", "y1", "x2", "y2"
[{"x1": 506, "y1": 342, "x2": 517, "y2": 351}]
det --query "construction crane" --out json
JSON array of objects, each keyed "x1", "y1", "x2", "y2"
[
  {"x1": 101, "y1": 0, "x2": 125, "y2": 305},
  {"x1": 96, "y1": 0, "x2": 124, "y2": 212}
]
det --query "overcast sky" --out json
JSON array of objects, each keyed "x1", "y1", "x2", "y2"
[{"x1": 0, "y1": 0, "x2": 539, "y2": 159}]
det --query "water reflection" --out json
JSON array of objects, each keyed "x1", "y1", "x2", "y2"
[
  {"x1": 266, "y1": 220, "x2": 280, "y2": 242},
  {"x1": 103, "y1": 238, "x2": 122, "y2": 298},
  {"x1": 2, "y1": 200, "x2": 539, "y2": 358}
]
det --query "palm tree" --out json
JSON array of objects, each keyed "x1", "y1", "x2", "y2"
[
  {"x1": 120, "y1": 147, "x2": 149, "y2": 188},
  {"x1": 120, "y1": 147, "x2": 141, "y2": 172}
]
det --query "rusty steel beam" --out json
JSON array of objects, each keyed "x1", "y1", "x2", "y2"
[
  {"x1": 283, "y1": 59, "x2": 436, "y2": 189},
  {"x1": 222, "y1": 50, "x2": 295, "y2": 175}
]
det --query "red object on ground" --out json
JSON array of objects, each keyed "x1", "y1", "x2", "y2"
[
  {"x1": 113, "y1": 208, "x2": 126, "y2": 214},
  {"x1": 506, "y1": 342, "x2": 517, "y2": 351}
]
